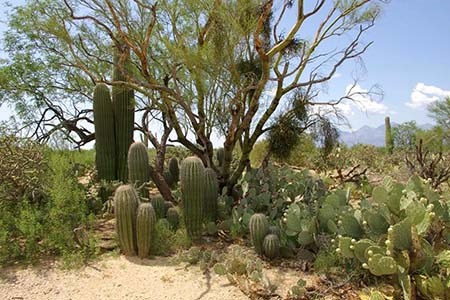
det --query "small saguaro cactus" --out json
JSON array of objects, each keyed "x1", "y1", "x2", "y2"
[
  {"x1": 93, "y1": 83, "x2": 116, "y2": 181},
  {"x1": 216, "y1": 148, "x2": 225, "y2": 167},
  {"x1": 150, "y1": 196, "x2": 166, "y2": 219},
  {"x1": 180, "y1": 156, "x2": 205, "y2": 238},
  {"x1": 112, "y1": 47, "x2": 135, "y2": 182},
  {"x1": 385, "y1": 116, "x2": 394, "y2": 155},
  {"x1": 263, "y1": 234, "x2": 280, "y2": 259},
  {"x1": 136, "y1": 203, "x2": 156, "y2": 259},
  {"x1": 168, "y1": 157, "x2": 179, "y2": 182},
  {"x1": 127, "y1": 142, "x2": 150, "y2": 196},
  {"x1": 114, "y1": 184, "x2": 139, "y2": 255},
  {"x1": 204, "y1": 168, "x2": 219, "y2": 222},
  {"x1": 166, "y1": 207, "x2": 180, "y2": 230},
  {"x1": 249, "y1": 213, "x2": 269, "y2": 255}
]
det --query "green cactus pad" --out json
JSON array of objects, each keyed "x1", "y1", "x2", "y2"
[
  {"x1": 338, "y1": 237, "x2": 354, "y2": 258},
  {"x1": 341, "y1": 214, "x2": 364, "y2": 239},
  {"x1": 367, "y1": 254, "x2": 397, "y2": 276},
  {"x1": 389, "y1": 220, "x2": 412, "y2": 251},
  {"x1": 365, "y1": 210, "x2": 390, "y2": 235},
  {"x1": 353, "y1": 239, "x2": 375, "y2": 263}
]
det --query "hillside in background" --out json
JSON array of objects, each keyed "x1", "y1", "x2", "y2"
[{"x1": 338, "y1": 123, "x2": 434, "y2": 146}]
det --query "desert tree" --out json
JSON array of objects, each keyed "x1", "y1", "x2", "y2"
[{"x1": 0, "y1": 0, "x2": 387, "y2": 195}]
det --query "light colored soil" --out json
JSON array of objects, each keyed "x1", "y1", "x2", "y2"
[{"x1": 0, "y1": 255, "x2": 248, "y2": 300}]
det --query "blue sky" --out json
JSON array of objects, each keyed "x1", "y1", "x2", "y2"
[{"x1": 0, "y1": 1, "x2": 449, "y2": 132}]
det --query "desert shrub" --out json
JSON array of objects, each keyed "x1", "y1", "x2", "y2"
[
  {"x1": 151, "y1": 219, "x2": 191, "y2": 256},
  {"x1": 0, "y1": 147, "x2": 97, "y2": 265}
]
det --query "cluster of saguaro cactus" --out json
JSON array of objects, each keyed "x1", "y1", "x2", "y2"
[
  {"x1": 180, "y1": 156, "x2": 205, "y2": 239},
  {"x1": 93, "y1": 48, "x2": 135, "y2": 182},
  {"x1": 385, "y1": 116, "x2": 394, "y2": 155},
  {"x1": 249, "y1": 213, "x2": 269, "y2": 255},
  {"x1": 114, "y1": 184, "x2": 159, "y2": 258}
]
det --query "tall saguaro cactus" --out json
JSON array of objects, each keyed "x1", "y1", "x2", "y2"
[
  {"x1": 114, "y1": 184, "x2": 139, "y2": 255},
  {"x1": 180, "y1": 156, "x2": 205, "y2": 238},
  {"x1": 385, "y1": 116, "x2": 394, "y2": 155},
  {"x1": 112, "y1": 48, "x2": 135, "y2": 182},
  {"x1": 93, "y1": 83, "x2": 116, "y2": 180},
  {"x1": 128, "y1": 142, "x2": 150, "y2": 196}
]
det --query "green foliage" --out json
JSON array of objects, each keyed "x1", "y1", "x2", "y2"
[
  {"x1": 393, "y1": 121, "x2": 419, "y2": 150},
  {"x1": 136, "y1": 203, "x2": 156, "y2": 259},
  {"x1": 180, "y1": 156, "x2": 205, "y2": 239},
  {"x1": 151, "y1": 219, "x2": 191, "y2": 256},
  {"x1": 114, "y1": 184, "x2": 139, "y2": 256},
  {"x1": 93, "y1": 83, "x2": 116, "y2": 181}
]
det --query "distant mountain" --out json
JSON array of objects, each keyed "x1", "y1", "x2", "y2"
[{"x1": 338, "y1": 123, "x2": 434, "y2": 146}]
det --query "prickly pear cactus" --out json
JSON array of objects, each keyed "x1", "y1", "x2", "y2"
[
  {"x1": 249, "y1": 213, "x2": 269, "y2": 255},
  {"x1": 150, "y1": 195, "x2": 166, "y2": 219},
  {"x1": 166, "y1": 207, "x2": 180, "y2": 230},
  {"x1": 204, "y1": 168, "x2": 219, "y2": 222},
  {"x1": 93, "y1": 83, "x2": 116, "y2": 181},
  {"x1": 366, "y1": 254, "x2": 397, "y2": 276},
  {"x1": 136, "y1": 203, "x2": 156, "y2": 258},
  {"x1": 263, "y1": 234, "x2": 280, "y2": 259},
  {"x1": 114, "y1": 184, "x2": 139, "y2": 255},
  {"x1": 112, "y1": 48, "x2": 135, "y2": 182},
  {"x1": 127, "y1": 142, "x2": 150, "y2": 195},
  {"x1": 180, "y1": 156, "x2": 205, "y2": 238}
]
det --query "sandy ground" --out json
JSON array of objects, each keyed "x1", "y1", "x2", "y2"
[{"x1": 0, "y1": 255, "x2": 248, "y2": 300}]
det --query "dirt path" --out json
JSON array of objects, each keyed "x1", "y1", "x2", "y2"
[{"x1": 0, "y1": 255, "x2": 248, "y2": 300}]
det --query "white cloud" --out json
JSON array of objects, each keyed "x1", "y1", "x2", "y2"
[
  {"x1": 344, "y1": 84, "x2": 389, "y2": 114},
  {"x1": 406, "y1": 83, "x2": 450, "y2": 109},
  {"x1": 331, "y1": 72, "x2": 342, "y2": 80}
]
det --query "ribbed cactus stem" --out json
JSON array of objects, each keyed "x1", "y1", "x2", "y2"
[
  {"x1": 114, "y1": 184, "x2": 139, "y2": 255},
  {"x1": 127, "y1": 142, "x2": 150, "y2": 196},
  {"x1": 168, "y1": 157, "x2": 179, "y2": 182},
  {"x1": 180, "y1": 156, "x2": 205, "y2": 238},
  {"x1": 385, "y1": 116, "x2": 394, "y2": 155},
  {"x1": 204, "y1": 168, "x2": 219, "y2": 222},
  {"x1": 150, "y1": 196, "x2": 166, "y2": 219},
  {"x1": 166, "y1": 207, "x2": 180, "y2": 230},
  {"x1": 136, "y1": 203, "x2": 156, "y2": 259},
  {"x1": 249, "y1": 213, "x2": 269, "y2": 255},
  {"x1": 93, "y1": 83, "x2": 116, "y2": 180},
  {"x1": 216, "y1": 148, "x2": 224, "y2": 167},
  {"x1": 112, "y1": 48, "x2": 135, "y2": 182},
  {"x1": 263, "y1": 234, "x2": 280, "y2": 259}
]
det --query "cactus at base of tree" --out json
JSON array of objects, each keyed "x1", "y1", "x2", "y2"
[
  {"x1": 180, "y1": 156, "x2": 205, "y2": 238},
  {"x1": 114, "y1": 184, "x2": 139, "y2": 255},
  {"x1": 136, "y1": 203, "x2": 156, "y2": 258},
  {"x1": 93, "y1": 83, "x2": 116, "y2": 180},
  {"x1": 204, "y1": 168, "x2": 219, "y2": 222},
  {"x1": 249, "y1": 213, "x2": 269, "y2": 255},
  {"x1": 168, "y1": 157, "x2": 179, "y2": 182},
  {"x1": 127, "y1": 142, "x2": 150, "y2": 196},
  {"x1": 150, "y1": 196, "x2": 166, "y2": 219},
  {"x1": 166, "y1": 207, "x2": 180, "y2": 230}
]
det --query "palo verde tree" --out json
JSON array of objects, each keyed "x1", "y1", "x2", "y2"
[{"x1": 0, "y1": 0, "x2": 387, "y2": 198}]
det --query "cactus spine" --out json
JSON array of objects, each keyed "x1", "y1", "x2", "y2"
[
  {"x1": 263, "y1": 234, "x2": 280, "y2": 259},
  {"x1": 180, "y1": 156, "x2": 205, "y2": 238},
  {"x1": 385, "y1": 116, "x2": 394, "y2": 155},
  {"x1": 249, "y1": 213, "x2": 269, "y2": 255},
  {"x1": 127, "y1": 142, "x2": 150, "y2": 196},
  {"x1": 136, "y1": 203, "x2": 156, "y2": 258},
  {"x1": 93, "y1": 83, "x2": 116, "y2": 180},
  {"x1": 204, "y1": 168, "x2": 219, "y2": 222},
  {"x1": 114, "y1": 184, "x2": 139, "y2": 255},
  {"x1": 112, "y1": 48, "x2": 135, "y2": 182}
]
